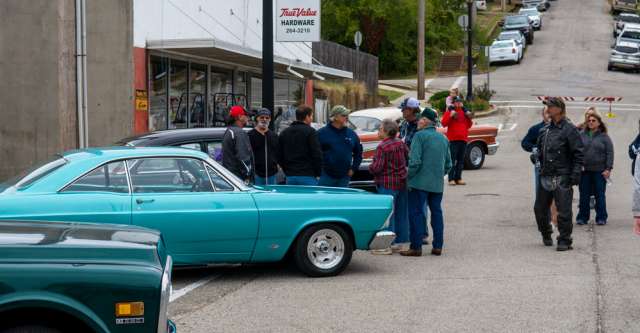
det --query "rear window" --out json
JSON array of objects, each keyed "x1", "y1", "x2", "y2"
[
  {"x1": 0, "y1": 157, "x2": 68, "y2": 191},
  {"x1": 505, "y1": 16, "x2": 528, "y2": 25},
  {"x1": 499, "y1": 33, "x2": 519, "y2": 39},
  {"x1": 621, "y1": 16, "x2": 640, "y2": 23},
  {"x1": 619, "y1": 0, "x2": 637, "y2": 4},
  {"x1": 492, "y1": 41, "x2": 513, "y2": 48}
]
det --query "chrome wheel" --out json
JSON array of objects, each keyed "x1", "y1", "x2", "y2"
[
  {"x1": 306, "y1": 229, "x2": 345, "y2": 270},
  {"x1": 470, "y1": 145, "x2": 484, "y2": 167}
]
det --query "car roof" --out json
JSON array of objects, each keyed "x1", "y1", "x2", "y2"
[
  {"x1": 622, "y1": 24, "x2": 640, "y2": 31},
  {"x1": 499, "y1": 30, "x2": 522, "y2": 36},
  {"x1": 61, "y1": 146, "x2": 211, "y2": 163},
  {"x1": 118, "y1": 127, "x2": 233, "y2": 146},
  {"x1": 493, "y1": 39, "x2": 514, "y2": 45},
  {"x1": 620, "y1": 13, "x2": 640, "y2": 17},
  {"x1": 350, "y1": 107, "x2": 404, "y2": 121}
]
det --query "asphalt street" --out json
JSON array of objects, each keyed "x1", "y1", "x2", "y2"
[{"x1": 170, "y1": 0, "x2": 640, "y2": 331}]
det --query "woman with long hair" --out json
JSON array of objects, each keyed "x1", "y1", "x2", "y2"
[{"x1": 576, "y1": 111, "x2": 614, "y2": 225}]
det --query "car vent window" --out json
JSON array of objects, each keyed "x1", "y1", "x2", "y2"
[
  {"x1": 178, "y1": 143, "x2": 202, "y2": 151},
  {"x1": 63, "y1": 161, "x2": 129, "y2": 193},
  {"x1": 206, "y1": 142, "x2": 223, "y2": 162},
  {"x1": 205, "y1": 166, "x2": 234, "y2": 192}
]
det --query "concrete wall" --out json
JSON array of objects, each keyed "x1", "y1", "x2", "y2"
[
  {"x1": 0, "y1": 0, "x2": 133, "y2": 181},
  {"x1": 0, "y1": 0, "x2": 77, "y2": 180},
  {"x1": 86, "y1": 0, "x2": 134, "y2": 146}
]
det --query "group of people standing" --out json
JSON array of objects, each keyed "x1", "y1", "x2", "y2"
[
  {"x1": 522, "y1": 97, "x2": 625, "y2": 251},
  {"x1": 221, "y1": 104, "x2": 362, "y2": 188},
  {"x1": 370, "y1": 93, "x2": 474, "y2": 257}
]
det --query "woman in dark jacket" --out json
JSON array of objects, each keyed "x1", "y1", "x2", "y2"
[{"x1": 577, "y1": 112, "x2": 614, "y2": 226}]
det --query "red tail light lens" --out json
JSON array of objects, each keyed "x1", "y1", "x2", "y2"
[{"x1": 512, "y1": 48, "x2": 516, "y2": 53}]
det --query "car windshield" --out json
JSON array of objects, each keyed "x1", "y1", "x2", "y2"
[
  {"x1": 0, "y1": 156, "x2": 68, "y2": 192},
  {"x1": 499, "y1": 33, "x2": 520, "y2": 40},
  {"x1": 622, "y1": 30, "x2": 640, "y2": 39},
  {"x1": 506, "y1": 16, "x2": 529, "y2": 25},
  {"x1": 492, "y1": 41, "x2": 513, "y2": 48},
  {"x1": 619, "y1": 0, "x2": 636, "y2": 3},
  {"x1": 349, "y1": 116, "x2": 382, "y2": 132}
]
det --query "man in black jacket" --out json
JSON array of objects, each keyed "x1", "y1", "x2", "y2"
[
  {"x1": 629, "y1": 119, "x2": 640, "y2": 176},
  {"x1": 222, "y1": 106, "x2": 253, "y2": 182},
  {"x1": 278, "y1": 105, "x2": 323, "y2": 185},
  {"x1": 249, "y1": 108, "x2": 279, "y2": 185},
  {"x1": 533, "y1": 97, "x2": 584, "y2": 251}
]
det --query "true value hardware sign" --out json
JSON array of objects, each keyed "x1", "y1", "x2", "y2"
[{"x1": 276, "y1": 0, "x2": 321, "y2": 42}]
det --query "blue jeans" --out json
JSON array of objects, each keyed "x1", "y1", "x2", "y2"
[
  {"x1": 577, "y1": 171, "x2": 608, "y2": 222},
  {"x1": 254, "y1": 175, "x2": 277, "y2": 186},
  {"x1": 318, "y1": 172, "x2": 351, "y2": 188},
  {"x1": 409, "y1": 189, "x2": 444, "y2": 250},
  {"x1": 377, "y1": 186, "x2": 409, "y2": 244},
  {"x1": 286, "y1": 176, "x2": 318, "y2": 186}
]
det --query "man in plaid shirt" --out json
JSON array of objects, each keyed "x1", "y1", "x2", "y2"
[{"x1": 369, "y1": 118, "x2": 409, "y2": 254}]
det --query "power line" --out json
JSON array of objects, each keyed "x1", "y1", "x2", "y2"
[
  {"x1": 197, "y1": 5, "x2": 244, "y2": 42},
  {"x1": 165, "y1": 0, "x2": 218, "y2": 41}
]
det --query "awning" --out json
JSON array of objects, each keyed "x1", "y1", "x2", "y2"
[{"x1": 146, "y1": 38, "x2": 352, "y2": 80}]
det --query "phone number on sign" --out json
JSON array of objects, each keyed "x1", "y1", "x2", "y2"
[{"x1": 286, "y1": 28, "x2": 312, "y2": 34}]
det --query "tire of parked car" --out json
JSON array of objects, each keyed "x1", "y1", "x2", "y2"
[
  {"x1": 464, "y1": 142, "x2": 486, "y2": 170},
  {"x1": 293, "y1": 223, "x2": 353, "y2": 277}
]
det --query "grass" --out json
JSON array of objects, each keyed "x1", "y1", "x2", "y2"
[{"x1": 378, "y1": 88, "x2": 404, "y2": 102}]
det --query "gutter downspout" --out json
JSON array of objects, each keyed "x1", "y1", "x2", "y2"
[{"x1": 75, "y1": 0, "x2": 88, "y2": 148}]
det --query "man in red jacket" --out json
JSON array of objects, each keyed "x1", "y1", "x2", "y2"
[{"x1": 441, "y1": 97, "x2": 473, "y2": 185}]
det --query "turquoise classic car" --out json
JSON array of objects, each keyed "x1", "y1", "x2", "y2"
[
  {"x1": 0, "y1": 220, "x2": 175, "y2": 333},
  {"x1": 0, "y1": 147, "x2": 394, "y2": 277}
]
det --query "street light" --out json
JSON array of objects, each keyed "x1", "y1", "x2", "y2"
[{"x1": 466, "y1": 0, "x2": 474, "y2": 101}]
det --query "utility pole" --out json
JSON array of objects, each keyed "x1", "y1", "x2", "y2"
[
  {"x1": 501, "y1": 0, "x2": 506, "y2": 12},
  {"x1": 262, "y1": 0, "x2": 275, "y2": 119},
  {"x1": 417, "y1": 0, "x2": 425, "y2": 100},
  {"x1": 466, "y1": 0, "x2": 474, "y2": 101}
]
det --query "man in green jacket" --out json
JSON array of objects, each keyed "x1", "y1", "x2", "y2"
[{"x1": 401, "y1": 108, "x2": 452, "y2": 257}]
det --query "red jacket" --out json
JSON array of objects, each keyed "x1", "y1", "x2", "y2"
[{"x1": 441, "y1": 106, "x2": 473, "y2": 142}]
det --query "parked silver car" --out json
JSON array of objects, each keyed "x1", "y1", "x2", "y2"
[
  {"x1": 497, "y1": 30, "x2": 527, "y2": 50},
  {"x1": 519, "y1": 7, "x2": 542, "y2": 30},
  {"x1": 617, "y1": 24, "x2": 640, "y2": 46},
  {"x1": 614, "y1": 14, "x2": 640, "y2": 37},
  {"x1": 608, "y1": 41, "x2": 640, "y2": 71}
]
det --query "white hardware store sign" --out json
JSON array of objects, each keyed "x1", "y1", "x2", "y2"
[{"x1": 276, "y1": 0, "x2": 321, "y2": 42}]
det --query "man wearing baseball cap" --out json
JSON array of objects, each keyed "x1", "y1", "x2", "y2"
[
  {"x1": 399, "y1": 97, "x2": 422, "y2": 149},
  {"x1": 401, "y1": 108, "x2": 452, "y2": 257},
  {"x1": 248, "y1": 108, "x2": 279, "y2": 185},
  {"x1": 317, "y1": 105, "x2": 363, "y2": 187},
  {"x1": 222, "y1": 105, "x2": 254, "y2": 182}
]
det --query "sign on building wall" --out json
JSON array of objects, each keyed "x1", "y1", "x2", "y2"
[{"x1": 276, "y1": 0, "x2": 320, "y2": 42}]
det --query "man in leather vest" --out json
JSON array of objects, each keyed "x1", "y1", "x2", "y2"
[{"x1": 532, "y1": 97, "x2": 584, "y2": 251}]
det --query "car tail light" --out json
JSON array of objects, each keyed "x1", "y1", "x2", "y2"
[{"x1": 512, "y1": 48, "x2": 516, "y2": 53}]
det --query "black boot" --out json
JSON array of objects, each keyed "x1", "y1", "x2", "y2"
[
  {"x1": 557, "y1": 239, "x2": 573, "y2": 251},
  {"x1": 542, "y1": 234, "x2": 553, "y2": 247}
]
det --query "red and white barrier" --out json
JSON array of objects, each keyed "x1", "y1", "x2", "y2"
[{"x1": 536, "y1": 96, "x2": 624, "y2": 102}]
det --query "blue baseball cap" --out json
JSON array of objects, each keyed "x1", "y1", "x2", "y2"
[{"x1": 399, "y1": 97, "x2": 421, "y2": 110}]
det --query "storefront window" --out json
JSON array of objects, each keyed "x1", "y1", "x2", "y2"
[
  {"x1": 250, "y1": 76, "x2": 262, "y2": 111},
  {"x1": 209, "y1": 67, "x2": 233, "y2": 127},
  {"x1": 234, "y1": 71, "x2": 247, "y2": 96},
  {"x1": 169, "y1": 60, "x2": 188, "y2": 129},
  {"x1": 149, "y1": 56, "x2": 168, "y2": 131},
  {"x1": 189, "y1": 63, "x2": 207, "y2": 128}
]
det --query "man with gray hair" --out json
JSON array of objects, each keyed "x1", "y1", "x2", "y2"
[
  {"x1": 369, "y1": 118, "x2": 410, "y2": 254},
  {"x1": 317, "y1": 105, "x2": 363, "y2": 187}
]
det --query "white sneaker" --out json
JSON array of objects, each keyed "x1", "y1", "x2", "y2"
[{"x1": 371, "y1": 248, "x2": 393, "y2": 255}]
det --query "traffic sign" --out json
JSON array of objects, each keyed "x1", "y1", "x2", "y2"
[
  {"x1": 354, "y1": 31, "x2": 363, "y2": 49},
  {"x1": 458, "y1": 15, "x2": 469, "y2": 29}
]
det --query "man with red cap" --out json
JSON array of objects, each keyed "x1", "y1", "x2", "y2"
[{"x1": 222, "y1": 105, "x2": 253, "y2": 182}]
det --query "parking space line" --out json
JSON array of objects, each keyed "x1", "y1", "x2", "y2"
[
  {"x1": 170, "y1": 275, "x2": 219, "y2": 303},
  {"x1": 509, "y1": 123, "x2": 518, "y2": 131}
]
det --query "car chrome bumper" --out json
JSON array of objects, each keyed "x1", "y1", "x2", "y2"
[
  {"x1": 488, "y1": 142, "x2": 500, "y2": 155},
  {"x1": 609, "y1": 60, "x2": 640, "y2": 69},
  {"x1": 369, "y1": 231, "x2": 396, "y2": 250}
]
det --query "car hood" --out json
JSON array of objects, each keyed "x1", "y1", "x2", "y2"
[{"x1": 252, "y1": 185, "x2": 366, "y2": 195}]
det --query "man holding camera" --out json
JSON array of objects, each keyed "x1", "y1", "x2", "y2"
[
  {"x1": 532, "y1": 97, "x2": 584, "y2": 251},
  {"x1": 441, "y1": 97, "x2": 473, "y2": 186}
]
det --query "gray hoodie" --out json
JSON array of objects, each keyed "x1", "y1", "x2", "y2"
[
  {"x1": 580, "y1": 130, "x2": 614, "y2": 172},
  {"x1": 222, "y1": 125, "x2": 253, "y2": 180}
]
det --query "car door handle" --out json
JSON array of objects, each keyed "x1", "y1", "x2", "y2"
[{"x1": 136, "y1": 198, "x2": 155, "y2": 204}]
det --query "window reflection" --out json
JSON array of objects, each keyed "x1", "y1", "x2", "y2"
[
  {"x1": 149, "y1": 56, "x2": 168, "y2": 131},
  {"x1": 189, "y1": 63, "x2": 207, "y2": 128},
  {"x1": 169, "y1": 60, "x2": 188, "y2": 129}
]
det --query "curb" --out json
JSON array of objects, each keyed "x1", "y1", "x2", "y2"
[{"x1": 473, "y1": 104, "x2": 500, "y2": 118}]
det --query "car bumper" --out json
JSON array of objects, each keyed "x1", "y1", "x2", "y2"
[
  {"x1": 168, "y1": 320, "x2": 177, "y2": 333},
  {"x1": 531, "y1": 20, "x2": 541, "y2": 28},
  {"x1": 609, "y1": 58, "x2": 640, "y2": 68},
  {"x1": 490, "y1": 55, "x2": 518, "y2": 63},
  {"x1": 488, "y1": 142, "x2": 500, "y2": 155},
  {"x1": 369, "y1": 231, "x2": 396, "y2": 250}
]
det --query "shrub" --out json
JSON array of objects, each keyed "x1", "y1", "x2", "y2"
[
  {"x1": 473, "y1": 82, "x2": 496, "y2": 101},
  {"x1": 467, "y1": 98, "x2": 490, "y2": 112},
  {"x1": 428, "y1": 90, "x2": 450, "y2": 103}
]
